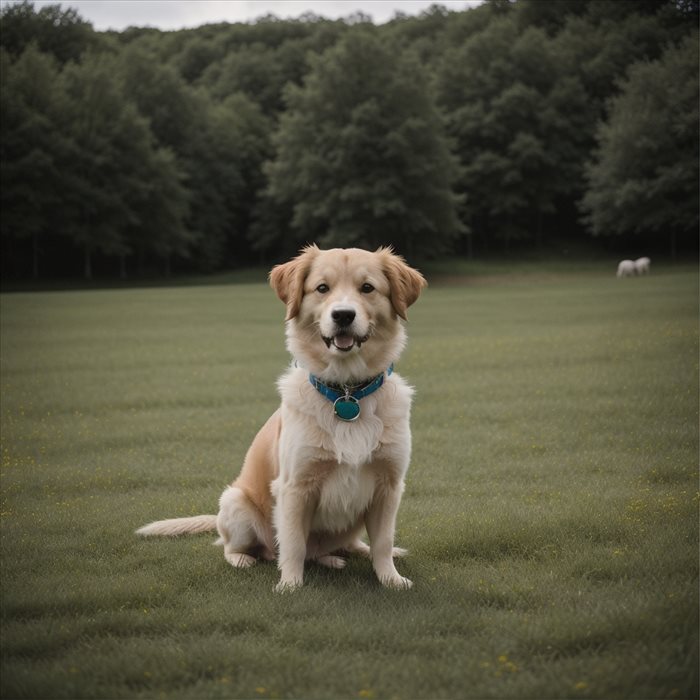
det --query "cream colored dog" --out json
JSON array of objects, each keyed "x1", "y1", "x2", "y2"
[
  {"x1": 617, "y1": 259, "x2": 636, "y2": 277},
  {"x1": 634, "y1": 257, "x2": 651, "y2": 274},
  {"x1": 137, "y1": 245, "x2": 426, "y2": 591}
]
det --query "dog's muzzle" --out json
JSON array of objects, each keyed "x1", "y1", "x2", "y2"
[{"x1": 322, "y1": 306, "x2": 369, "y2": 352}]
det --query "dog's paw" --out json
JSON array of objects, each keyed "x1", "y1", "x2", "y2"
[
  {"x1": 224, "y1": 552, "x2": 256, "y2": 568},
  {"x1": 392, "y1": 547, "x2": 408, "y2": 558},
  {"x1": 317, "y1": 555, "x2": 347, "y2": 569},
  {"x1": 274, "y1": 579, "x2": 303, "y2": 594},
  {"x1": 381, "y1": 574, "x2": 413, "y2": 590}
]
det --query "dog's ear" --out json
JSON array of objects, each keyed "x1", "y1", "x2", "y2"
[
  {"x1": 378, "y1": 247, "x2": 427, "y2": 320},
  {"x1": 269, "y1": 245, "x2": 319, "y2": 320}
]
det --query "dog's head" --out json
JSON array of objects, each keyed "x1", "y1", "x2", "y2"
[{"x1": 270, "y1": 245, "x2": 426, "y2": 382}]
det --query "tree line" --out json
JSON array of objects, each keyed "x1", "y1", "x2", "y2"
[{"x1": 1, "y1": 0, "x2": 697, "y2": 279}]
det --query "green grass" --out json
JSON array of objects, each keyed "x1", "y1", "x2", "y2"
[{"x1": 1, "y1": 262, "x2": 698, "y2": 700}]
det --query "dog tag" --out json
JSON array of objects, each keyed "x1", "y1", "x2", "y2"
[{"x1": 333, "y1": 395, "x2": 360, "y2": 421}]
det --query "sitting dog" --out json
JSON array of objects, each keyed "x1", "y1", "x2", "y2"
[{"x1": 137, "y1": 245, "x2": 426, "y2": 591}]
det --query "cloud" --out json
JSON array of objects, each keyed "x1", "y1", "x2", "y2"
[{"x1": 9, "y1": 0, "x2": 481, "y2": 31}]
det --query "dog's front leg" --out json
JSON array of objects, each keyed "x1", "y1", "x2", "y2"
[
  {"x1": 365, "y1": 479, "x2": 413, "y2": 590},
  {"x1": 274, "y1": 485, "x2": 316, "y2": 592}
]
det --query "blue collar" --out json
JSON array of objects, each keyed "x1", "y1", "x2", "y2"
[{"x1": 309, "y1": 365, "x2": 394, "y2": 421}]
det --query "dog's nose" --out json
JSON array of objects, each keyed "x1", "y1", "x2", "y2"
[{"x1": 332, "y1": 308, "x2": 356, "y2": 327}]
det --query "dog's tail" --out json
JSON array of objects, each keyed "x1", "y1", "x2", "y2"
[{"x1": 136, "y1": 515, "x2": 218, "y2": 537}]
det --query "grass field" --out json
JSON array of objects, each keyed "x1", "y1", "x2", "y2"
[{"x1": 1, "y1": 263, "x2": 698, "y2": 700}]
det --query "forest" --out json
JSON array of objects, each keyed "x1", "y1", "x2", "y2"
[{"x1": 0, "y1": 0, "x2": 698, "y2": 280}]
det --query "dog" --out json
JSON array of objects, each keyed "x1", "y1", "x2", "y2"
[
  {"x1": 634, "y1": 257, "x2": 651, "y2": 274},
  {"x1": 616, "y1": 260, "x2": 636, "y2": 278},
  {"x1": 137, "y1": 245, "x2": 427, "y2": 591}
]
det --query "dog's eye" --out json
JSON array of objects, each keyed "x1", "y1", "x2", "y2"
[
  {"x1": 316, "y1": 284, "x2": 330, "y2": 294},
  {"x1": 360, "y1": 283, "x2": 375, "y2": 294}
]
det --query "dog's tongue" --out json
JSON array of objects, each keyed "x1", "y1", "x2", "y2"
[{"x1": 334, "y1": 334, "x2": 354, "y2": 349}]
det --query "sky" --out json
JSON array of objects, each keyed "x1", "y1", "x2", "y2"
[{"x1": 9, "y1": 0, "x2": 483, "y2": 31}]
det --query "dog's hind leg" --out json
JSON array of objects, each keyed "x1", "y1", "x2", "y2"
[
  {"x1": 309, "y1": 526, "x2": 408, "y2": 570},
  {"x1": 307, "y1": 527, "x2": 362, "y2": 570},
  {"x1": 217, "y1": 486, "x2": 270, "y2": 568},
  {"x1": 317, "y1": 555, "x2": 347, "y2": 569}
]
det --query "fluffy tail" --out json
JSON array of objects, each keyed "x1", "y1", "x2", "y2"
[{"x1": 136, "y1": 514, "x2": 218, "y2": 537}]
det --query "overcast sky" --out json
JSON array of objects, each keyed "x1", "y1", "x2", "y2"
[{"x1": 9, "y1": 0, "x2": 483, "y2": 31}]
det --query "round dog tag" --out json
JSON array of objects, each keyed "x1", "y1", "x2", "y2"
[{"x1": 333, "y1": 395, "x2": 360, "y2": 421}]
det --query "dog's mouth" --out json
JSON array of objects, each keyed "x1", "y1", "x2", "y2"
[{"x1": 322, "y1": 332, "x2": 370, "y2": 353}]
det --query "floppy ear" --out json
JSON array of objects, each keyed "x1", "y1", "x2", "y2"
[
  {"x1": 269, "y1": 245, "x2": 319, "y2": 321},
  {"x1": 378, "y1": 247, "x2": 427, "y2": 320}
]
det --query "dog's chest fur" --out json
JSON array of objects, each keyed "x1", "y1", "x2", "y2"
[
  {"x1": 276, "y1": 366, "x2": 414, "y2": 532},
  {"x1": 312, "y1": 463, "x2": 376, "y2": 533}
]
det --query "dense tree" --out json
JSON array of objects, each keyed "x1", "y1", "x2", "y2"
[
  {"x1": 199, "y1": 22, "x2": 347, "y2": 115},
  {"x1": 117, "y1": 43, "x2": 271, "y2": 270},
  {"x1": 0, "y1": 0, "x2": 98, "y2": 62},
  {"x1": 174, "y1": 34, "x2": 223, "y2": 83},
  {"x1": 215, "y1": 93, "x2": 274, "y2": 262},
  {"x1": 435, "y1": 0, "x2": 695, "y2": 254},
  {"x1": 201, "y1": 42, "x2": 287, "y2": 114},
  {"x1": 580, "y1": 34, "x2": 699, "y2": 256},
  {"x1": 117, "y1": 44, "x2": 199, "y2": 148},
  {"x1": 59, "y1": 51, "x2": 192, "y2": 278},
  {"x1": 0, "y1": 0, "x2": 697, "y2": 280},
  {"x1": 436, "y1": 14, "x2": 592, "y2": 252},
  {"x1": 0, "y1": 13, "x2": 193, "y2": 279},
  {"x1": 0, "y1": 45, "x2": 72, "y2": 277},
  {"x1": 552, "y1": 5, "x2": 675, "y2": 110},
  {"x1": 265, "y1": 29, "x2": 463, "y2": 259},
  {"x1": 182, "y1": 92, "x2": 269, "y2": 270}
]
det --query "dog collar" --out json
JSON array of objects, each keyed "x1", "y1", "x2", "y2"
[{"x1": 309, "y1": 365, "x2": 394, "y2": 422}]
